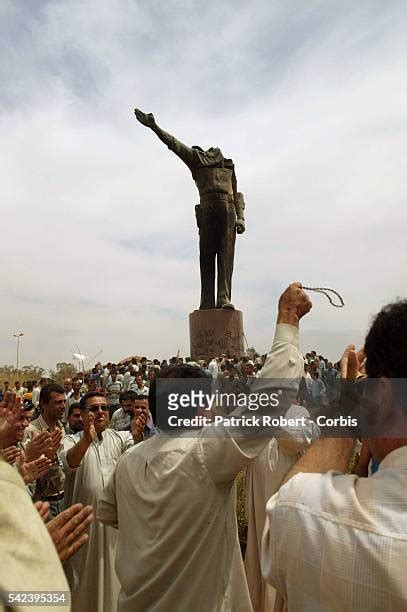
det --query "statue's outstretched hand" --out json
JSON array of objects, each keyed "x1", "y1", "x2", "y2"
[{"x1": 134, "y1": 108, "x2": 156, "y2": 128}]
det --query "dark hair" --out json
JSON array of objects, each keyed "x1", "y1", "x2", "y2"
[
  {"x1": 39, "y1": 383, "x2": 65, "y2": 405},
  {"x1": 80, "y1": 391, "x2": 106, "y2": 410},
  {"x1": 134, "y1": 394, "x2": 149, "y2": 402},
  {"x1": 149, "y1": 364, "x2": 209, "y2": 423},
  {"x1": 365, "y1": 300, "x2": 407, "y2": 378},
  {"x1": 68, "y1": 402, "x2": 81, "y2": 417},
  {"x1": 119, "y1": 390, "x2": 137, "y2": 404}
]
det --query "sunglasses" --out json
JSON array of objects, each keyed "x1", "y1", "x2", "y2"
[{"x1": 88, "y1": 404, "x2": 109, "y2": 413}]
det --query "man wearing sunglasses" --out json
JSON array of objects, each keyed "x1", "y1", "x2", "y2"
[{"x1": 60, "y1": 391, "x2": 146, "y2": 612}]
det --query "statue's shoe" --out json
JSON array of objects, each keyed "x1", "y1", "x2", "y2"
[{"x1": 220, "y1": 302, "x2": 235, "y2": 310}]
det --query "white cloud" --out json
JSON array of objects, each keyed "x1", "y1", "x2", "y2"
[{"x1": 1, "y1": 0, "x2": 407, "y2": 368}]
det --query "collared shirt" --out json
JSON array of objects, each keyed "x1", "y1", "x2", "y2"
[
  {"x1": 13, "y1": 387, "x2": 26, "y2": 398},
  {"x1": 64, "y1": 425, "x2": 82, "y2": 435},
  {"x1": 26, "y1": 415, "x2": 65, "y2": 497},
  {"x1": 122, "y1": 371, "x2": 132, "y2": 391},
  {"x1": 110, "y1": 407, "x2": 133, "y2": 432},
  {"x1": 106, "y1": 381, "x2": 123, "y2": 405},
  {"x1": 97, "y1": 323, "x2": 303, "y2": 612},
  {"x1": 32, "y1": 386, "x2": 41, "y2": 408},
  {"x1": 261, "y1": 445, "x2": 407, "y2": 611},
  {"x1": 128, "y1": 383, "x2": 149, "y2": 396},
  {"x1": 310, "y1": 378, "x2": 325, "y2": 398},
  {"x1": 324, "y1": 367, "x2": 338, "y2": 384},
  {"x1": 304, "y1": 371, "x2": 312, "y2": 390}
]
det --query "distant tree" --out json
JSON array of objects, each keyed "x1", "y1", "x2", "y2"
[
  {"x1": 21, "y1": 365, "x2": 46, "y2": 380},
  {"x1": 0, "y1": 364, "x2": 45, "y2": 387},
  {"x1": 48, "y1": 362, "x2": 77, "y2": 386}
]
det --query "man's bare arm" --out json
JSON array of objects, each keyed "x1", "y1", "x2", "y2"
[
  {"x1": 134, "y1": 108, "x2": 195, "y2": 168},
  {"x1": 281, "y1": 438, "x2": 355, "y2": 486},
  {"x1": 281, "y1": 343, "x2": 360, "y2": 485}
]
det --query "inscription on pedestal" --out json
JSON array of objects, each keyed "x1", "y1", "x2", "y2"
[{"x1": 189, "y1": 310, "x2": 244, "y2": 361}]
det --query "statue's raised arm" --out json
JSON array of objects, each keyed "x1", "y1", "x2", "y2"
[{"x1": 134, "y1": 108, "x2": 196, "y2": 169}]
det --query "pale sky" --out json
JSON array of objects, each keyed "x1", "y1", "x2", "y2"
[{"x1": 1, "y1": 0, "x2": 407, "y2": 370}]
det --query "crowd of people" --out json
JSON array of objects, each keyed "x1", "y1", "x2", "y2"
[
  {"x1": 0, "y1": 347, "x2": 340, "y2": 417},
  {"x1": 1, "y1": 281, "x2": 406, "y2": 611}
]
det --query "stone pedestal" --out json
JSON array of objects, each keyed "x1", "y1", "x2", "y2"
[{"x1": 189, "y1": 309, "x2": 244, "y2": 361}]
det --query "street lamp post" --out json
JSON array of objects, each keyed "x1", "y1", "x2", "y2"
[{"x1": 13, "y1": 332, "x2": 24, "y2": 380}]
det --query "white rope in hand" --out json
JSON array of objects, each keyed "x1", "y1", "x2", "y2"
[{"x1": 302, "y1": 286, "x2": 345, "y2": 308}]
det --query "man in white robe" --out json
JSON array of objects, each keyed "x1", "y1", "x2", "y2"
[
  {"x1": 60, "y1": 391, "x2": 144, "y2": 612},
  {"x1": 97, "y1": 282, "x2": 312, "y2": 612},
  {"x1": 244, "y1": 404, "x2": 320, "y2": 612}
]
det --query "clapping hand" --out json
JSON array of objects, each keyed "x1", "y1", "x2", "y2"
[
  {"x1": 34, "y1": 500, "x2": 50, "y2": 521},
  {"x1": 83, "y1": 411, "x2": 97, "y2": 443},
  {"x1": 46, "y1": 428, "x2": 64, "y2": 460},
  {"x1": 0, "y1": 445, "x2": 21, "y2": 464},
  {"x1": 0, "y1": 393, "x2": 22, "y2": 444},
  {"x1": 25, "y1": 430, "x2": 53, "y2": 462},
  {"x1": 18, "y1": 452, "x2": 52, "y2": 484},
  {"x1": 46, "y1": 503, "x2": 94, "y2": 562},
  {"x1": 131, "y1": 411, "x2": 147, "y2": 442}
]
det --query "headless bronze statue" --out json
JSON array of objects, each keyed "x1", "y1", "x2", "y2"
[{"x1": 134, "y1": 109, "x2": 246, "y2": 310}]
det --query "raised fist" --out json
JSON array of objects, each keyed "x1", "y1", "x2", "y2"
[
  {"x1": 236, "y1": 220, "x2": 245, "y2": 234},
  {"x1": 278, "y1": 282, "x2": 312, "y2": 324}
]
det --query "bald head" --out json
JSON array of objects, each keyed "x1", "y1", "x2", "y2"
[{"x1": 64, "y1": 378, "x2": 73, "y2": 394}]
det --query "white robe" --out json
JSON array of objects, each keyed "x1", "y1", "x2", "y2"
[
  {"x1": 60, "y1": 429, "x2": 133, "y2": 612},
  {"x1": 0, "y1": 460, "x2": 69, "y2": 612},
  {"x1": 244, "y1": 405, "x2": 320, "y2": 612},
  {"x1": 97, "y1": 324, "x2": 304, "y2": 612}
]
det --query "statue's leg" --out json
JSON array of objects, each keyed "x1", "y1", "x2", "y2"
[
  {"x1": 216, "y1": 197, "x2": 236, "y2": 308},
  {"x1": 199, "y1": 204, "x2": 216, "y2": 310}
]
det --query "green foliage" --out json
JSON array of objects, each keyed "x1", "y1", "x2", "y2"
[
  {"x1": 0, "y1": 364, "x2": 45, "y2": 386},
  {"x1": 48, "y1": 362, "x2": 77, "y2": 386},
  {"x1": 0, "y1": 362, "x2": 76, "y2": 387}
]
